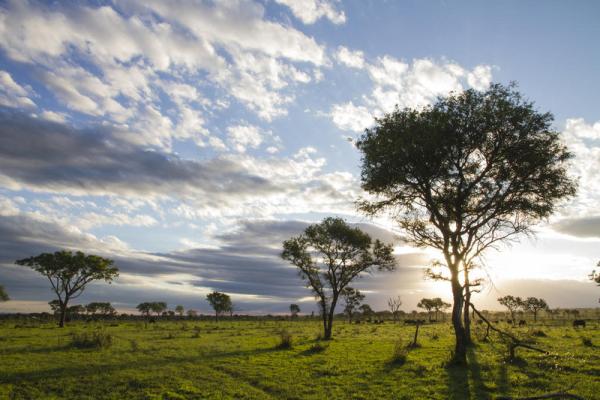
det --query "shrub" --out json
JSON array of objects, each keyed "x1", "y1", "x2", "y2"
[
  {"x1": 581, "y1": 337, "x2": 593, "y2": 347},
  {"x1": 129, "y1": 339, "x2": 139, "y2": 352},
  {"x1": 305, "y1": 342, "x2": 327, "y2": 354},
  {"x1": 71, "y1": 330, "x2": 113, "y2": 349},
  {"x1": 390, "y1": 338, "x2": 408, "y2": 365},
  {"x1": 531, "y1": 330, "x2": 547, "y2": 337},
  {"x1": 277, "y1": 329, "x2": 293, "y2": 349}
]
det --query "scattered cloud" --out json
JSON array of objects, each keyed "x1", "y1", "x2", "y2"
[{"x1": 275, "y1": 0, "x2": 346, "y2": 25}]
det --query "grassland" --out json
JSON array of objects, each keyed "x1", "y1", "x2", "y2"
[{"x1": 0, "y1": 318, "x2": 598, "y2": 399}]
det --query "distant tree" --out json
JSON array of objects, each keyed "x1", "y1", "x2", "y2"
[
  {"x1": 150, "y1": 302, "x2": 167, "y2": 316},
  {"x1": 16, "y1": 250, "x2": 118, "y2": 327},
  {"x1": 186, "y1": 309, "x2": 198, "y2": 318},
  {"x1": 136, "y1": 302, "x2": 152, "y2": 317},
  {"x1": 417, "y1": 298, "x2": 436, "y2": 322},
  {"x1": 522, "y1": 297, "x2": 548, "y2": 322},
  {"x1": 359, "y1": 304, "x2": 374, "y2": 320},
  {"x1": 67, "y1": 304, "x2": 85, "y2": 316},
  {"x1": 175, "y1": 305, "x2": 185, "y2": 317},
  {"x1": 342, "y1": 287, "x2": 365, "y2": 323},
  {"x1": 432, "y1": 298, "x2": 451, "y2": 321},
  {"x1": 282, "y1": 217, "x2": 395, "y2": 339},
  {"x1": 357, "y1": 83, "x2": 577, "y2": 364},
  {"x1": 48, "y1": 299, "x2": 61, "y2": 314},
  {"x1": 86, "y1": 302, "x2": 116, "y2": 316},
  {"x1": 498, "y1": 295, "x2": 523, "y2": 325},
  {"x1": 387, "y1": 295, "x2": 402, "y2": 323},
  {"x1": 167, "y1": 310, "x2": 175, "y2": 317},
  {"x1": 590, "y1": 261, "x2": 600, "y2": 285},
  {"x1": 0, "y1": 285, "x2": 9, "y2": 302},
  {"x1": 290, "y1": 304, "x2": 300, "y2": 319},
  {"x1": 206, "y1": 291, "x2": 232, "y2": 322}
]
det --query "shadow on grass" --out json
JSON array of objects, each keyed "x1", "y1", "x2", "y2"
[{"x1": 445, "y1": 347, "x2": 493, "y2": 400}]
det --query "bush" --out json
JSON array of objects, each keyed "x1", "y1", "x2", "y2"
[
  {"x1": 71, "y1": 330, "x2": 113, "y2": 349},
  {"x1": 129, "y1": 339, "x2": 139, "y2": 352},
  {"x1": 581, "y1": 337, "x2": 593, "y2": 347},
  {"x1": 390, "y1": 338, "x2": 408, "y2": 365},
  {"x1": 305, "y1": 342, "x2": 327, "y2": 354},
  {"x1": 531, "y1": 330, "x2": 547, "y2": 337},
  {"x1": 277, "y1": 329, "x2": 293, "y2": 349}
]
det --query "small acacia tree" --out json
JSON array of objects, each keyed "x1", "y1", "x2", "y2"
[
  {"x1": 290, "y1": 304, "x2": 300, "y2": 318},
  {"x1": 523, "y1": 297, "x2": 548, "y2": 322},
  {"x1": 86, "y1": 302, "x2": 116, "y2": 316},
  {"x1": 282, "y1": 217, "x2": 395, "y2": 339},
  {"x1": 387, "y1": 295, "x2": 402, "y2": 323},
  {"x1": 137, "y1": 302, "x2": 152, "y2": 317},
  {"x1": 356, "y1": 83, "x2": 576, "y2": 364},
  {"x1": 16, "y1": 250, "x2": 118, "y2": 327},
  {"x1": 0, "y1": 285, "x2": 8, "y2": 302},
  {"x1": 498, "y1": 295, "x2": 523, "y2": 325},
  {"x1": 417, "y1": 298, "x2": 436, "y2": 322},
  {"x1": 432, "y1": 298, "x2": 451, "y2": 321},
  {"x1": 342, "y1": 287, "x2": 365, "y2": 323},
  {"x1": 175, "y1": 305, "x2": 185, "y2": 317},
  {"x1": 151, "y1": 302, "x2": 167, "y2": 316},
  {"x1": 206, "y1": 291, "x2": 232, "y2": 322},
  {"x1": 359, "y1": 304, "x2": 374, "y2": 320}
]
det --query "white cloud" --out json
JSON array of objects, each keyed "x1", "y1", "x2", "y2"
[
  {"x1": 330, "y1": 102, "x2": 373, "y2": 132},
  {"x1": 275, "y1": 0, "x2": 346, "y2": 25},
  {"x1": 227, "y1": 124, "x2": 264, "y2": 153},
  {"x1": 0, "y1": 70, "x2": 35, "y2": 108},
  {"x1": 335, "y1": 46, "x2": 365, "y2": 69},
  {"x1": 330, "y1": 55, "x2": 494, "y2": 132}
]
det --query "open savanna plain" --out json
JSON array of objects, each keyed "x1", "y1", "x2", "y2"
[{"x1": 1, "y1": 319, "x2": 599, "y2": 400}]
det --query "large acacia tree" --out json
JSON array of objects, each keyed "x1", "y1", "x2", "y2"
[
  {"x1": 16, "y1": 250, "x2": 118, "y2": 327},
  {"x1": 206, "y1": 291, "x2": 232, "y2": 322},
  {"x1": 357, "y1": 83, "x2": 576, "y2": 364},
  {"x1": 282, "y1": 217, "x2": 395, "y2": 339}
]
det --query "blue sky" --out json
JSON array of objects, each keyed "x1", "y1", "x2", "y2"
[{"x1": 0, "y1": 0, "x2": 599, "y2": 314}]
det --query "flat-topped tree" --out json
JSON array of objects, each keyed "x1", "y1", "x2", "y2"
[
  {"x1": 290, "y1": 304, "x2": 300, "y2": 319},
  {"x1": 357, "y1": 83, "x2": 576, "y2": 364},
  {"x1": 523, "y1": 297, "x2": 548, "y2": 322},
  {"x1": 206, "y1": 291, "x2": 232, "y2": 322},
  {"x1": 498, "y1": 295, "x2": 523, "y2": 325},
  {"x1": 16, "y1": 250, "x2": 118, "y2": 327},
  {"x1": 0, "y1": 285, "x2": 8, "y2": 302},
  {"x1": 282, "y1": 217, "x2": 396, "y2": 340}
]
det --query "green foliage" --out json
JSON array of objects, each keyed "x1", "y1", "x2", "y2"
[
  {"x1": 276, "y1": 329, "x2": 293, "y2": 349},
  {"x1": 206, "y1": 291, "x2": 232, "y2": 322},
  {"x1": 136, "y1": 302, "x2": 167, "y2": 316},
  {"x1": 281, "y1": 217, "x2": 395, "y2": 339},
  {"x1": 289, "y1": 303, "x2": 300, "y2": 317},
  {"x1": 390, "y1": 338, "x2": 408, "y2": 365},
  {"x1": 86, "y1": 302, "x2": 116, "y2": 316},
  {"x1": 0, "y1": 320, "x2": 598, "y2": 399},
  {"x1": 15, "y1": 250, "x2": 118, "y2": 327},
  {"x1": 0, "y1": 285, "x2": 8, "y2": 302}
]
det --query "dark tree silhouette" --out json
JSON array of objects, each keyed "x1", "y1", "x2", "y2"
[
  {"x1": 86, "y1": 302, "x2": 116, "y2": 316},
  {"x1": 342, "y1": 287, "x2": 365, "y2": 323},
  {"x1": 206, "y1": 291, "x2": 232, "y2": 322},
  {"x1": 590, "y1": 261, "x2": 600, "y2": 285},
  {"x1": 282, "y1": 217, "x2": 395, "y2": 339},
  {"x1": 0, "y1": 285, "x2": 8, "y2": 302},
  {"x1": 498, "y1": 295, "x2": 523, "y2": 325},
  {"x1": 356, "y1": 83, "x2": 576, "y2": 364},
  {"x1": 359, "y1": 304, "x2": 374, "y2": 320},
  {"x1": 175, "y1": 305, "x2": 185, "y2": 316},
  {"x1": 289, "y1": 303, "x2": 300, "y2": 318},
  {"x1": 16, "y1": 250, "x2": 118, "y2": 327},
  {"x1": 136, "y1": 302, "x2": 153, "y2": 317},
  {"x1": 523, "y1": 297, "x2": 548, "y2": 322},
  {"x1": 387, "y1": 295, "x2": 402, "y2": 323},
  {"x1": 417, "y1": 298, "x2": 436, "y2": 322}
]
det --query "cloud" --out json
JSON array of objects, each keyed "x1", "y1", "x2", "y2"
[
  {"x1": 335, "y1": 46, "x2": 365, "y2": 69},
  {"x1": 275, "y1": 0, "x2": 346, "y2": 25},
  {"x1": 227, "y1": 124, "x2": 264, "y2": 153},
  {"x1": 0, "y1": 70, "x2": 35, "y2": 108},
  {"x1": 329, "y1": 56, "x2": 494, "y2": 132},
  {"x1": 330, "y1": 102, "x2": 374, "y2": 132},
  {"x1": 553, "y1": 216, "x2": 600, "y2": 239}
]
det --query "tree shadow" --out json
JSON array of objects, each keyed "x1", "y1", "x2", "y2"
[{"x1": 445, "y1": 348, "x2": 492, "y2": 400}]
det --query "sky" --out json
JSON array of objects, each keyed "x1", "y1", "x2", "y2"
[{"x1": 0, "y1": 0, "x2": 599, "y2": 315}]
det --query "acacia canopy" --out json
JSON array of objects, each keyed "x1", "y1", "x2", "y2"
[{"x1": 357, "y1": 83, "x2": 576, "y2": 364}]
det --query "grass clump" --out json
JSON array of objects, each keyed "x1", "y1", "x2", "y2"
[
  {"x1": 276, "y1": 329, "x2": 293, "y2": 349},
  {"x1": 581, "y1": 337, "x2": 593, "y2": 347},
  {"x1": 71, "y1": 330, "x2": 113, "y2": 349},
  {"x1": 390, "y1": 338, "x2": 408, "y2": 365}
]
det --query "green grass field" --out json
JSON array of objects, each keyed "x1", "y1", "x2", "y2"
[{"x1": 1, "y1": 319, "x2": 598, "y2": 399}]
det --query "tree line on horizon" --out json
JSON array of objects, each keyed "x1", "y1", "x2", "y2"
[{"x1": 5, "y1": 83, "x2": 600, "y2": 367}]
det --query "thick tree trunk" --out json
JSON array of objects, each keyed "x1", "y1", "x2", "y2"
[
  {"x1": 59, "y1": 301, "x2": 67, "y2": 328},
  {"x1": 450, "y1": 274, "x2": 467, "y2": 365},
  {"x1": 463, "y1": 284, "x2": 472, "y2": 345},
  {"x1": 324, "y1": 298, "x2": 337, "y2": 340}
]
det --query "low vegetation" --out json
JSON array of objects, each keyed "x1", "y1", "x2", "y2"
[{"x1": 0, "y1": 318, "x2": 598, "y2": 399}]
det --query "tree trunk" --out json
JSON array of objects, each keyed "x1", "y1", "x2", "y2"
[
  {"x1": 450, "y1": 273, "x2": 467, "y2": 365},
  {"x1": 59, "y1": 301, "x2": 67, "y2": 328},
  {"x1": 463, "y1": 284, "x2": 472, "y2": 345},
  {"x1": 324, "y1": 297, "x2": 337, "y2": 340},
  {"x1": 215, "y1": 311, "x2": 218, "y2": 323}
]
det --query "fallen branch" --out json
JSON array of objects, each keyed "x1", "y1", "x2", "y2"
[{"x1": 470, "y1": 303, "x2": 548, "y2": 359}]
